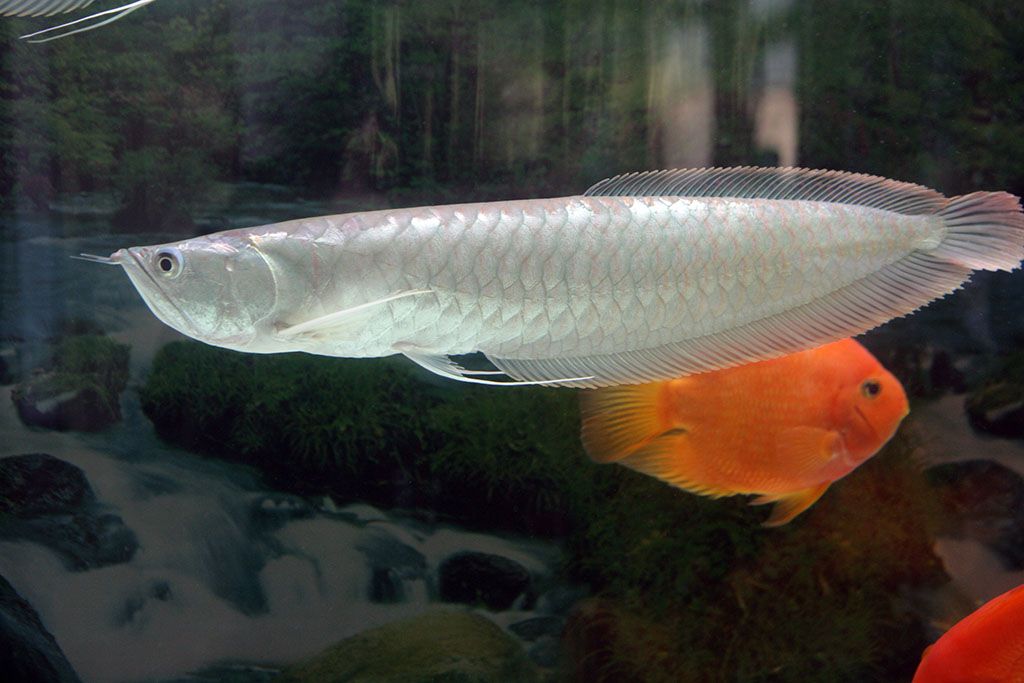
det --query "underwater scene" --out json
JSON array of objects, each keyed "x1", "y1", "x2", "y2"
[{"x1": 2, "y1": 1, "x2": 1024, "y2": 681}]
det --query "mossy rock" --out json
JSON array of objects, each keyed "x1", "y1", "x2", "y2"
[
  {"x1": 278, "y1": 610, "x2": 540, "y2": 683},
  {"x1": 140, "y1": 341, "x2": 592, "y2": 536},
  {"x1": 11, "y1": 335, "x2": 129, "y2": 432}
]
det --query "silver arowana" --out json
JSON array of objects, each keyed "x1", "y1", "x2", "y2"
[{"x1": 86, "y1": 167, "x2": 1024, "y2": 388}]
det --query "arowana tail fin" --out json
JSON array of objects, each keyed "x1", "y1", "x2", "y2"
[{"x1": 934, "y1": 191, "x2": 1024, "y2": 272}]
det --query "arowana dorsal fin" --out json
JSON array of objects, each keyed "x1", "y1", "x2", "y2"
[{"x1": 583, "y1": 166, "x2": 945, "y2": 216}]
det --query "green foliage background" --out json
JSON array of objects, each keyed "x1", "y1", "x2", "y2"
[{"x1": 2, "y1": 0, "x2": 1022, "y2": 223}]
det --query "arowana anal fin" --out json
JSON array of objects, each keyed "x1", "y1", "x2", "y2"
[{"x1": 397, "y1": 344, "x2": 592, "y2": 386}]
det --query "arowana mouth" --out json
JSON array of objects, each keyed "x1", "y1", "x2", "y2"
[{"x1": 121, "y1": 248, "x2": 200, "y2": 336}]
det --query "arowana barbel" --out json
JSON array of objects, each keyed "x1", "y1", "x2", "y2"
[{"x1": 83, "y1": 167, "x2": 1024, "y2": 388}]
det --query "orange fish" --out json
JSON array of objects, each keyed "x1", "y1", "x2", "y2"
[
  {"x1": 579, "y1": 338, "x2": 908, "y2": 525},
  {"x1": 913, "y1": 584, "x2": 1024, "y2": 682}
]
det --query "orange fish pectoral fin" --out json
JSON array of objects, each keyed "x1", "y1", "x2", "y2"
[
  {"x1": 617, "y1": 429, "x2": 735, "y2": 499},
  {"x1": 753, "y1": 482, "x2": 831, "y2": 527},
  {"x1": 776, "y1": 426, "x2": 843, "y2": 472},
  {"x1": 579, "y1": 382, "x2": 677, "y2": 463}
]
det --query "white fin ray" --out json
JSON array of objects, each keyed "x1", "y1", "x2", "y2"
[
  {"x1": 584, "y1": 166, "x2": 946, "y2": 216},
  {"x1": 487, "y1": 251, "x2": 975, "y2": 388},
  {"x1": 275, "y1": 289, "x2": 432, "y2": 341},
  {"x1": 397, "y1": 344, "x2": 593, "y2": 387},
  {"x1": 15, "y1": 0, "x2": 154, "y2": 42},
  {"x1": 1, "y1": 1, "x2": 95, "y2": 17},
  {"x1": 936, "y1": 191, "x2": 1024, "y2": 270}
]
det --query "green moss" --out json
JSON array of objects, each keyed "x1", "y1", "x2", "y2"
[
  {"x1": 140, "y1": 343, "x2": 594, "y2": 534},
  {"x1": 53, "y1": 334, "x2": 130, "y2": 397},
  {"x1": 278, "y1": 610, "x2": 540, "y2": 683}
]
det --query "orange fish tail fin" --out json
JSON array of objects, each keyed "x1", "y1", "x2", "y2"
[
  {"x1": 579, "y1": 382, "x2": 674, "y2": 463},
  {"x1": 752, "y1": 482, "x2": 830, "y2": 527}
]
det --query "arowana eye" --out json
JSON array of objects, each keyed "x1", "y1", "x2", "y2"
[
  {"x1": 861, "y1": 379, "x2": 882, "y2": 398},
  {"x1": 153, "y1": 248, "x2": 183, "y2": 278}
]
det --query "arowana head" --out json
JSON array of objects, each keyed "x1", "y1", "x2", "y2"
[{"x1": 82, "y1": 233, "x2": 278, "y2": 350}]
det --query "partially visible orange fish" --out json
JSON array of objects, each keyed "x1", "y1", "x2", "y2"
[
  {"x1": 913, "y1": 584, "x2": 1024, "y2": 682},
  {"x1": 579, "y1": 338, "x2": 908, "y2": 525}
]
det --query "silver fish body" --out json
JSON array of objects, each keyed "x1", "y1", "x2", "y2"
[{"x1": 106, "y1": 167, "x2": 1024, "y2": 387}]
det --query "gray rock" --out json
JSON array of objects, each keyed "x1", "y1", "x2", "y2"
[
  {"x1": 964, "y1": 351, "x2": 1024, "y2": 439},
  {"x1": 0, "y1": 343, "x2": 18, "y2": 385},
  {"x1": 928, "y1": 459, "x2": 1024, "y2": 569},
  {"x1": 509, "y1": 615, "x2": 563, "y2": 641},
  {"x1": 0, "y1": 454, "x2": 138, "y2": 570},
  {"x1": 438, "y1": 551, "x2": 531, "y2": 611},
  {"x1": 966, "y1": 383, "x2": 1024, "y2": 439},
  {"x1": 0, "y1": 574, "x2": 82, "y2": 683},
  {"x1": 11, "y1": 373, "x2": 120, "y2": 432},
  {"x1": 250, "y1": 494, "x2": 314, "y2": 530},
  {"x1": 527, "y1": 635, "x2": 562, "y2": 669},
  {"x1": 356, "y1": 526, "x2": 427, "y2": 604},
  {"x1": 0, "y1": 453, "x2": 93, "y2": 516},
  {"x1": 536, "y1": 585, "x2": 588, "y2": 615}
]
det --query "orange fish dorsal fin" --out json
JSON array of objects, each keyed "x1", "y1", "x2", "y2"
[
  {"x1": 579, "y1": 382, "x2": 675, "y2": 463},
  {"x1": 752, "y1": 482, "x2": 831, "y2": 527},
  {"x1": 616, "y1": 430, "x2": 736, "y2": 499}
]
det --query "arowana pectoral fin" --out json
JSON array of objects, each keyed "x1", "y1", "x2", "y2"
[{"x1": 275, "y1": 289, "x2": 432, "y2": 342}]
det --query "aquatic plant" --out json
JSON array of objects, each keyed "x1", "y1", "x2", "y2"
[
  {"x1": 140, "y1": 342, "x2": 589, "y2": 533},
  {"x1": 141, "y1": 341, "x2": 947, "y2": 681},
  {"x1": 564, "y1": 432, "x2": 945, "y2": 682}
]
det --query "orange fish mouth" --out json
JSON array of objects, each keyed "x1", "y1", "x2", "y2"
[{"x1": 854, "y1": 405, "x2": 880, "y2": 442}]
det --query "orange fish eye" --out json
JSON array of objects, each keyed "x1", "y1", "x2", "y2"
[{"x1": 860, "y1": 379, "x2": 882, "y2": 398}]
